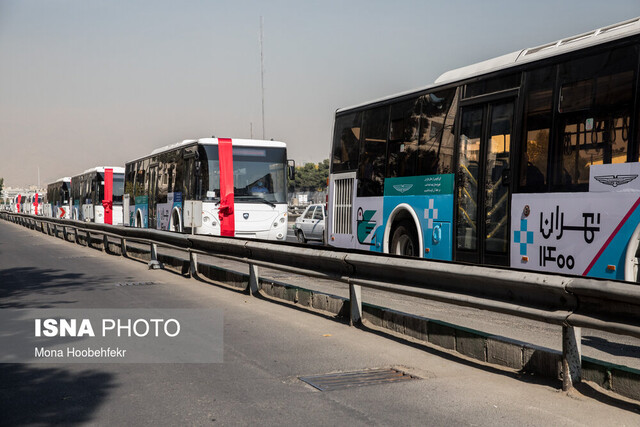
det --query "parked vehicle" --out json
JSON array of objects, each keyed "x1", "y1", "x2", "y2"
[{"x1": 294, "y1": 204, "x2": 326, "y2": 243}]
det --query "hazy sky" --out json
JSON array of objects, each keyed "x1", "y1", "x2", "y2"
[{"x1": 2, "y1": 0, "x2": 640, "y2": 187}]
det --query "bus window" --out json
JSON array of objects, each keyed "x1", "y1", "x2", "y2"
[
  {"x1": 418, "y1": 89, "x2": 457, "y2": 175},
  {"x1": 465, "y1": 73, "x2": 521, "y2": 99},
  {"x1": 125, "y1": 163, "x2": 135, "y2": 200},
  {"x1": 357, "y1": 106, "x2": 389, "y2": 197},
  {"x1": 135, "y1": 160, "x2": 147, "y2": 198},
  {"x1": 174, "y1": 149, "x2": 185, "y2": 196},
  {"x1": 555, "y1": 45, "x2": 638, "y2": 190},
  {"x1": 157, "y1": 154, "x2": 169, "y2": 204},
  {"x1": 456, "y1": 107, "x2": 483, "y2": 251},
  {"x1": 332, "y1": 112, "x2": 362, "y2": 173},
  {"x1": 113, "y1": 175, "x2": 124, "y2": 204},
  {"x1": 519, "y1": 68, "x2": 553, "y2": 192},
  {"x1": 387, "y1": 98, "x2": 420, "y2": 178}
]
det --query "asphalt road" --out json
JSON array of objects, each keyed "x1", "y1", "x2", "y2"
[{"x1": 2, "y1": 220, "x2": 640, "y2": 425}]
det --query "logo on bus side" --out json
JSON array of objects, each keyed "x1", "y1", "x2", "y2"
[
  {"x1": 594, "y1": 174, "x2": 638, "y2": 188},
  {"x1": 356, "y1": 208, "x2": 377, "y2": 246},
  {"x1": 243, "y1": 213, "x2": 249, "y2": 219},
  {"x1": 392, "y1": 184, "x2": 413, "y2": 193},
  {"x1": 513, "y1": 218, "x2": 534, "y2": 256}
]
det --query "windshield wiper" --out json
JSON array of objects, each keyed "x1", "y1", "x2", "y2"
[{"x1": 236, "y1": 196, "x2": 277, "y2": 208}]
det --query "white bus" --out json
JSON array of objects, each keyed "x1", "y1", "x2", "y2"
[
  {"x1": 46, "y1": 178, "x2": 71, "y2": 219},
  {"x1": 22, "y1": 192, "x2": 45, "y2": 216},
  {"x1": 70, "y1": 167, "x2": 125, "y2": 225},
  {"x1": 327, "y1": 17, "x2": 640, "y2": 281},
  {"x1": 124, "y1": 138, "x2": 293, "y2": 240}
]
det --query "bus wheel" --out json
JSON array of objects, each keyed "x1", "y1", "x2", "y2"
[
  {"x1": 391, "y1": 221, "x2": 418, "y2": 257},
  {"x1": 136, "y1": 212, "x2": 142, "y2": 228},
  {"x1": 625, "y1": 222, "x2": 640, "y2": 281},
  {"x1": 296, "y1": 230, "x2": 307, "y2": 244},
  {"x1": 171, "y1": 210, "x2": 182, "y2": 232}
]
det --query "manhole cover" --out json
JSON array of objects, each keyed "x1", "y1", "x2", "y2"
[
  {"x1": 115, "y1": 282, "x2": 157, "y2": 287},
  {"x1": 299, "y1": 368, "x2": 418, "y2": 391}
]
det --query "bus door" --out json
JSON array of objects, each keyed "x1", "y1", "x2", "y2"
[
  {"x1": 148, "y1": 164, "x2": 159, "y2": 229},
  {"x1": 455, "y1": 100, "x2": 514, "y2": 266}
]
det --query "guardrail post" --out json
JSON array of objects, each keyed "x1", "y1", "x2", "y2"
[
  {"x1": 62, "y1": 226, "x2": 69, "y2": 241},
  {"x1": 562, "y1": 325, "x2": 582, "y2": 391},
  {"x1": 121, "y1": 238, "x2": 128, "y2": 257},
  {"x1": 249, "y1": 263, "x2": 259, "y2": 295},
  {"x1": 103, "y1": 234, "x2": 110, "y2": 253},
  {"x1": 189, "y1": 251, "x2": 198, "y2": 278},
  {"x1": 349, "y1": 282, "x2": 362, "y2": 326},
  {"x1": 148, "y1": 243, "x2": 163, "y2": 270}
]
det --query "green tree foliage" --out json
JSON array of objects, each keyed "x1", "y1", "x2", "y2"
[
  {"x1": 0, "y1": 177, "x2": 4, "y2": 195},
  {"x1": 290, "y1": 159, "x2": 329, "y2": 192}
]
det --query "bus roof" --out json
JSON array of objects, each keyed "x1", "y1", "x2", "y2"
[
  {"x1": 337, "y1": 16, "x2": 640, "y2": 113},
  {"x1": 77, "y1": 166, "x2": 125, "y2": 176},
  {"x1": 53, "y1": 177, "x2": 71, "y2": 184},
  {"x1": 127, "y1": 138, "x2": 287, "y2": 163},
  {"x1": 435, "y1": 16, "x2": 640, "y2": 85}
]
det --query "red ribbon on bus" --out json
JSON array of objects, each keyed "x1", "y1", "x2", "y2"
[
  {"x1": 34, "y1": 193, "x2": 38, "y2": 215},
  {"x1": 103, "y1": 168, "x2": 113, "y2": 225},
  {"x1": 16, "y1": 194, "x2": 21, "y2": 213},
  {"x1": 218, "y1": 138, "x2": 235, "y2": 236}
]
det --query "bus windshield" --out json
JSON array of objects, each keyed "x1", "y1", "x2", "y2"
[
  {"x1": 198, "y1": 145, "x2": 287, "y2": 204},
  {"x1": 113, "y1": 175, "x2": 124, "y2": 204}
]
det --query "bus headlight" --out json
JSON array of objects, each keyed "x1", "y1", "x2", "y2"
[
  {"x1": 203, "y1": 216, "x2": 210, "y2": 223},
  {"x1": 273, "y1": 221, "x2": 279, "y2": 228}
]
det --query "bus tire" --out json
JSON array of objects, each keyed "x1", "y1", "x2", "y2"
[
  {"x1": 136, "y1": 211, "x2": 143, "y2": 228},
  {"x1": 625, "y1": 222, "x2": 640, "y2": 281},
  {"x1": 390, "y1": 220, "x2": 419, "y2": 257},
  {"x1": 170, "y1": 209, "x2": 182, "y2": 233}
]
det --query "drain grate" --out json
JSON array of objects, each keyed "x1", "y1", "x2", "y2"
[
  {"x1": 115, "y1": 281, "x2": 157, "y2": 287},
  {"x1": 299, "y1": 368, "x2": 418, "y2": 391},
  {"x1": 58, "y1": 255, "x2": 94, "y2": 259}
]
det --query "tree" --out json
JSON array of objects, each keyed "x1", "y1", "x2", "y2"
[{"x1": 290, "y1": 160, "x2": 329, "y2": 192}]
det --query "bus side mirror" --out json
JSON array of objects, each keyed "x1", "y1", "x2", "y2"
[{"x1": 287, "y1": 159, "x2": 296, "y2": 180}]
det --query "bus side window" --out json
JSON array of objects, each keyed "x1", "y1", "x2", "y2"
[
  {"x1": 357, "y1": 106, "x2": 389, "y2": 197},
  {"x1": 125, "y1": 163, "x2": 135, "y2": 201},
  {"x1": 554, "y1": 44, "x2": 638, "y2": 190},
  {"x1": 519, "y1": 67, "x2": 553, "y2": 193},
  {"x1": 332, "y1": 112, "x2": 362, "y2": 173},
  {"x1": 418, "y1": 88, "x2": 457, "y2": 176},
  {"x1": 387, "y1": 98, "x2": 419, "y2": 178}
]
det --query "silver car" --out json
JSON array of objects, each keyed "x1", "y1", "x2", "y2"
[{"x1": 294, "y1": 204, "x2": 325, "y2": 244}]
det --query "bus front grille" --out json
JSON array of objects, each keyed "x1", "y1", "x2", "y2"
[{"x1": 332, "y1": 177, "x2": 353, "y2": 235}]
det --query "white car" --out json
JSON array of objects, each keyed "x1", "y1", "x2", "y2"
[{"x1": 294, "y1": 204, "x2": 326, "y2": 244}]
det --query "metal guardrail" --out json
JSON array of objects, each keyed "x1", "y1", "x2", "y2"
[{"x1": 3, "y1": 211, "x2": 640, "y2": 392}]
